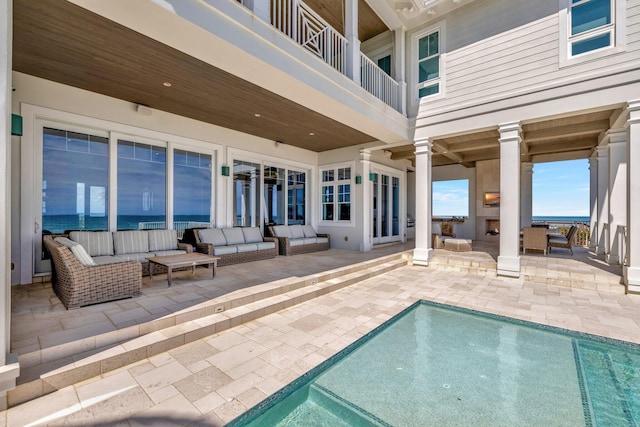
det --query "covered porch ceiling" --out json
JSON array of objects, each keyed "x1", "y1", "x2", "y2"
[
  {"x1": 387, "y1": 109, "x2": 621, "y2": 167},
  {"x1": 12, "y1": 0, "x2": 389, "y2": 153}
]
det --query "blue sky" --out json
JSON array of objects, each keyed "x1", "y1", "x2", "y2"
[
  {"x1": 432, "y1": 159, "x2": 590, "y2": 218},
  {"x1": 532, "y1": 159, "x2": 589, "y2": 217}
]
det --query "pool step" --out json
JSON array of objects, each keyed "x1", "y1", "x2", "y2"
[
  {"x1": 308, "y1": 383, "x2": 389, "y2": 426},
  {"x1": 8, "y1": 252, "x2": 410, "y2": 407}
]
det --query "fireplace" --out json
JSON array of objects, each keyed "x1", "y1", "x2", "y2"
[{"x1": 486, "y1": 219, "x2": 500, "y2": 236}]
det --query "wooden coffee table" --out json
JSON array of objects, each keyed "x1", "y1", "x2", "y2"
[{"x1": 147, "y1": 253, "x2": 220, "y2": 287}]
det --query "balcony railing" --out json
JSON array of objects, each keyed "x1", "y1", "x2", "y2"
[
  {"x1": 238, "y1": 0, "x2": 402, "y2": 111},
  {"x1": 138, "y1": 221, "x2": 210, "y2": 239},
  {"x1": 360, "y1": 53, "x2": 401, "y2": 111}
]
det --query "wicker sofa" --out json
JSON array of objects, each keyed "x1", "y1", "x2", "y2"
[
  {"x1": 67, "y1": 230, "x2": 193, "y2": 276},
  {"x1": 186, "y1": 227, "x2": 278, "y2": 266},
  {"x1": 267, "y1": 224, "x2": 330, "y2": 256},
  {"x1": 43, "y1": 235, "x2": 142, "y2": 309}
]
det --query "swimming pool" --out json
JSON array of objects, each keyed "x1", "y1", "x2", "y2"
[{"x1": 227, "y1": 300, "x2": 640, "y2": 426}]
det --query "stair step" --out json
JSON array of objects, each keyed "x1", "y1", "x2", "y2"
[{"x1": 8, "y1": 253, "x2": 409, "y2": 407}]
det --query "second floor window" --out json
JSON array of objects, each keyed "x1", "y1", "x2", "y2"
[
  {"x1": 569, "y1": 0, "x2": 613, "y2": 56},
  {"x1": 418, "y1": 30, "x2": 440, "y2": 98}
]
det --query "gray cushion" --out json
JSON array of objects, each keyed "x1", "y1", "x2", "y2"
[
  {"x1": 290, "y1": 225, "x2": 305, "y2": 239},
  {"x1": 303, "y1": 237, "x2": 318, "y2": 245},
  {"x1": 92, "y1": 255, "x2": 120, "y2": 266},
  {"x1": 154, "y1": 249, "x2": 187, "y2": 257},
  {"x1": 114, "y1": 252, "x2": 151, "y2": 263},
  {"x1": 70, "y1": 244, "x2": 96, "y2": 266},
  {"x1": 54, "y1": 237, "x2": 79, "y2": 248},
  {"x1": 148, "y1": 230, "x2": 178, "y2": 251},
  {"x1": 198, "y1": 229, "x2": 227, "y2": 247},
  {"x1": 242, "y1": 227, "x2": 264, "y2": 243},
  {"x1": 302, "y1": 225, "x2": 317, "y2": 238},
  {"x1": 113, "y1": 230, "x2": 149, "y2": 255},
  {"x1": 256, "y1": 241, "x2": 276, "y2": 250},
  {"x1": 69, "y1": 231, "x2": 114, "y2": 257},
  {"x1": 316, "y1": 237, "x2": 329, "y2": 244},
  {"x1": 289, "y1": 239, "x2": 305, "y2": 247},
  {"x1": 222, "y1": 228, "x2": 245, "y2": 245},
  {"x1": 236, "y1": 243, "x2": 258, "y2": 253},
  {"x1": 272, "y1": 225, "x2": 291, "y2": 238},
  {"x1": 213, "y1": 246, "x2": 238, "y2": 256}
]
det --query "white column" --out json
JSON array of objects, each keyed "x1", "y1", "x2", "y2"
[
  {"x1": 359, "y1": 149, "x2": 373, "y2": 252},
  {"x1": 595, "y1": 146, "x2": 609, "y2": 256},
  {"x1": 520, "y1": 162, "x2": 533, "y2": 228},
  {"x1": 413, "y1": 138, "x2": 433, "y2": 266},
  {"x1": 0, "y1": 0, "x2": 19, "y2": 410},
  {"x1": 607, "y1": 129, "x2": 627, "y2": 265},
  {"x1": 626, "y1": 100, "x2": 640, "y2": 291},
  {"x1": 245, "y1": 0, "x2": 270, "y2": 22},
  {"x1": 344, "y1": 0, "x2": 360, "y2": 85},
  {"x1": 498, "y1": 122, "x2": 521, "y2": 278},
  {"x1": 393, "y1": 26, "x2": 407, "y2": 114},
  {"x1": 589, "y1": 155, "x2": 598, "y2": 249}
]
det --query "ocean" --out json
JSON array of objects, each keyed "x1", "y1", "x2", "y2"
[
  {"x1": 532, "y1": 216, "x2": 590, "y2": 224},
  {"x1": 42, "y1": 214, "x2": 210, "y2": 234}
]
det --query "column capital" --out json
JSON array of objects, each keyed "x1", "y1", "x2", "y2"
[
  {"x1": 596, "y1": 145, "x2": 609, "y2": 158},
  {"x1": 414, "y1": 138, "x2": 433, "y2": 154},
  {"x1": 629, "y1": 99, "x2": 640, "y2": 125},
  {"x1": 359, "y1": 148, "x2": 372, "y2": 161},
  {"x1": 498, "y1": 122, "x2": 522, "y2": 144},
  {"x1": 607, "y1": 128, "x2": 627, "y2": 146}
]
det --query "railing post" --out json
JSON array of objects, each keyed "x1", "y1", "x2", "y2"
[
  {"x1": 344, "y1": 0, "x2": 360, "y2": 84},
  {"x1": 245, "y1": 0, "x2": 271, "y2": 22}
]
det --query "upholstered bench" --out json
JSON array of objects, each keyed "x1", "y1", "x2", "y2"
[{"x1": 444, "y1": 238, "x2": 473, "y2": 252}]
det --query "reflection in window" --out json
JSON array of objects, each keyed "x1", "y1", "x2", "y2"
[
  {"x1": 42, "y1": 127, "x2": 109, "y2": 233},
  {"x1": 174, "y1": 149, "x2": 212, "y2": 231},
  {"x1": 321, "y1": 166, "x2": 351, "y2": 222},
  {"x1": 117, "y1": 140, "x2": 166, "y2": 230},
  {"x1": 264, "y1": 165, "x2": 285, "y2": 226},
  {"x1": 234, "y1": 160, "x2": 261, "y2": 227},
  {"x1": 392, "y1": 177, "x2": 400, "y2": 235},
  {"x1": 418, "y1": 30, "x2": 440, "y2": 97},
  {"x1": 288, "y1": 170, "x2": 306, "y2": 225}
]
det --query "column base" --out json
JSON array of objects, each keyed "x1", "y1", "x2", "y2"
[
  {"x1": 625, "y1": 266, "x2": 640, "y2": 293},
  {"x1": 497, "y1": 255, "x2": 521, "y2": 278},
  {"x1": 413, "y1": 247, "x2": 434, "y2": 266},
  {"x1": 605, "y1": 253, "x2": 620, "y2": 265}
]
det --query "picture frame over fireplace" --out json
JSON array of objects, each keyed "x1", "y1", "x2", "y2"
[{"x1": 484, "y1": 192, "x2": 500, "y2": 208}]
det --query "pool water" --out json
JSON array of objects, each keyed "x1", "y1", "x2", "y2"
[{"x1": 227, "y1": 301, "x2": 640, "y2": 426}]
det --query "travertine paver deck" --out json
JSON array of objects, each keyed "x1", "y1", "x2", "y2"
[{"x1": 4, "y1": 261, "x2": 640, "y2": 426}]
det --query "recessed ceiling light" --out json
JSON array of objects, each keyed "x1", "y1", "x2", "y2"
[
  {"x1": 163, "y1": 82, "x2": 172, "y2": 87},
  {"x1": 254, "y1": 113, "x2": 261, "y2": 117},
  {"x1": 309, "y1": 132, "x2": 315, "y2": 136}
]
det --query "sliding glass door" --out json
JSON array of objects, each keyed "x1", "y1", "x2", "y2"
[{"x1": 372, "y1": 170, "x2": 402, "y2": 244}]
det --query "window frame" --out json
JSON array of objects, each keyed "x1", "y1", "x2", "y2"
[
  {"x1": 559, "y1": 0, "x2": 626, "y2": 66},
  {"x1": 319, "y1": 162, "x2": 355, "y2": 226},
  {"x1": 411, "y1": 21, "x2": 446, "y2": 104}
]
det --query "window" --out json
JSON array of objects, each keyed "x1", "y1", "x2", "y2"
[
  {"x1": 432, "y1": 179, "x2": 469, "y2": 218},
  {"x1": 233, "y1": 160, "x2": 261, "y2": 227},
  {"x1": 288, "y1": 170, "x2": 306, "y2": 225},
  {"x1": 569, "y1": 0, "x2": 613, "y2": 56},
  {"x1": 417, "y1": 30, "x2": 440, "y2": 98},
  {"x1": 264, "y1": 165, "x2": 285, "y2": 225},
  {"x1": 321, "y1": 166, "x2": 351, "y2": 222},
  {"x1": 377, "y1": 55, "x2": 392, "y2": 76},
  {"x1": 117, "y1": 139, "x2": 167, "y2": 230},
  {"x1": 174, "y1": 149, "x2": 212, "y2": 229},
  {"x1": 42, "y1": 127, "x2": 109, "y2": 233}
]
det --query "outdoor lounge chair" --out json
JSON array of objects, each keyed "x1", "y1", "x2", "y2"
[
  {"x1": 522, "y1": 227, "x2": 548, "y2": 255},
  {"x1": 548, "y1": 225, "x2": 577, "y2": 255}
]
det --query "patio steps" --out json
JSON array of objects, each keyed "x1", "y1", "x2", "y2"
[{"x1": 8, "y1": 251, "x2": 411, "y2": 407}]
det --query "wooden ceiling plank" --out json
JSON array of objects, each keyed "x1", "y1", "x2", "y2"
[{"x1": 523, "y1": 119, "x2": 610, "y2": 142}]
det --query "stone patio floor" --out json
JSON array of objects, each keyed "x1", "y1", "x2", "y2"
[{"x1": 4, "y1": 243, "x2": 639, "y2": 426}]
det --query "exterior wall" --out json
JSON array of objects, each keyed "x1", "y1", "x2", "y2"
[
  {"x1": 411, "y1": 0, "x2": 640, "y2": 135},
  {"x1": 432, "y1": 164, "x2": 476, "y2": 240}
]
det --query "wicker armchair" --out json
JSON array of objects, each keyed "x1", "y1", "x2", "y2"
[
  {"x1": 522, "y1": 227, "x2": 548, "y2": 255},
  {"x1": 187, "y1": 227, "x2": 279, "y2": 266},
  {"x1": 548, "y1": 225, "x2": 577, "y2": 255},
  {"x1": 267, "y1": 225, "x2": 330, "y2": 256},
  {"x1": 43, "y1": 235, "x2": 141, "y2": 309}
]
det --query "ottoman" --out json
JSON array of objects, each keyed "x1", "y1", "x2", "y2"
[{"x1": 444, "y1": 238, "x2": 472, "y2": 252}]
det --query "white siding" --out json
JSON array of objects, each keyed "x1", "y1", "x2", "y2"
[{"x1": 413, "y1": 0, "x2": 640, "y2": 119}]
